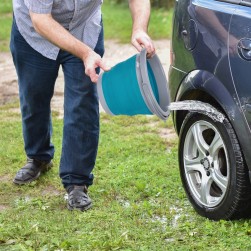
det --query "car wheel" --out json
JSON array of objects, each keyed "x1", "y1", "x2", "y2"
[{"x1": 179, "y1": 111, "x2": 251, "y2": 220}]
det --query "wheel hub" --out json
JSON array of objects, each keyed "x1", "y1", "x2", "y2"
[
  {"x1": 201, "y1": 158, "x2": 211, "y2": 171},
  {"x1": 183, "y1": 119, "x2": 230, "y2": 208}
]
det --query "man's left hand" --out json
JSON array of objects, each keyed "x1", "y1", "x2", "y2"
[{"x1": 131, "y1": 29, "x2": 155, "y2": 58}]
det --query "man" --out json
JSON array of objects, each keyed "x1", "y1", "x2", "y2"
[{"x1": 11, "y1": 0, "x2": 155, "y2": 211}]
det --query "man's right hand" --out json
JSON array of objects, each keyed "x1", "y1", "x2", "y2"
[
  {"x1": 83, "y1": 49, "x2": 111, "y2": 83},
  {"x1": 30, "y1": 11, "x2": 110, "y2": 83}
]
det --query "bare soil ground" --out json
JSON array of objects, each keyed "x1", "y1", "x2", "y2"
[{"x1": 0, "y1": 39, "x2": 170, "y2": 117}]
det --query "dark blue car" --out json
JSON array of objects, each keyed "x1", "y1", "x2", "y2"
[{"x1": 169, "y1": 0, "x2": 251, "y2": 220}]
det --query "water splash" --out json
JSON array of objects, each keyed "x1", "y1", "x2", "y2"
[{"x1": 168, "y1": 100, "x2": 225, "y2": 123}]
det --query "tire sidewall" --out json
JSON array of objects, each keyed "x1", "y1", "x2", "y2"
[{"x1": 179, "y1": 112, "x2": 239, "y2": 220}]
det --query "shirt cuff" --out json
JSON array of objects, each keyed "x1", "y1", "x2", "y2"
[{"x1": 24, "y1": 0, "x2": 53, "y2": 14}]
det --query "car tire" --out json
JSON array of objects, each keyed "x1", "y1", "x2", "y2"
[{"x1": 178, "y1": 111, "x2": 251, "y2": 220}]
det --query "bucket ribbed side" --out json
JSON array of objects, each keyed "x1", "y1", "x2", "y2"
[
  {"x1": 136, "y1": 49, "x2": 170, "y2": 120},
  {"x1": 97, "y1": 73, "x2": 114, "y2": 115},
  {"x1": 97, "y1": 49, "x2": 170, "y2": 120},
  {"x1": 99, "y1": 55, "x2": 152, "y2": 115}
]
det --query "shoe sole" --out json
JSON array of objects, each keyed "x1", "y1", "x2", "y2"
[
  {"x1": 67, "y1": 203, "x2": 92, "y2": 211},
  {"x1": 13, "y1": 162, "x2": 53, "y2": 185},
  {"x1": 13, "y1": 171, "x2": 41, "y2": 185}
]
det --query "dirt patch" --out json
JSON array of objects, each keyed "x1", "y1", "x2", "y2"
[
  {"x1": 0, "y1": 205, "x2": 10, "y2": 211},
  {"x1": 147, "y1": 119, "x2": 177, "y2": 140},
  {"x1": 0, "y1": 39, "x2": 170, "y2": 116},
  {"x1": 41, "y1": 185, "x2": 62, "y2": 196},
  {"x1": 158, "y1": 128, "x2": 177, "y2": 141},
  {"x1": 0, "y1": 52, "x2": 19, "y2": 105},
  {"x1": 0, "y1": 174, "x2": 12, "y2": 182}
]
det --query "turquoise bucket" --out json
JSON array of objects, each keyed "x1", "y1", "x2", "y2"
[{"x1": 97, "y1": 49, "x2": 170, "y2": 120}]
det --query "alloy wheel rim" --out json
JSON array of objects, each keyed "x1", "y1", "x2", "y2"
[{"x1": 183, "y1": 120, "x2": 229, "y2": 207}]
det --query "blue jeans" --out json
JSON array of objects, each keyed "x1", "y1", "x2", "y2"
[{"x1": 10, "y1": 18, "x2": 104, "y2": 187}]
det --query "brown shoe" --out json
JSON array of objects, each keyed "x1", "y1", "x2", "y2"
[{"x1": 13, "y1": 158, "x2": 53, "y2": 185}]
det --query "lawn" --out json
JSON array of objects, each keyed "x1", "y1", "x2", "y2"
[
  {"x1": 2, "y1": 1, "x2": 251, "y2": 251},
  {"x1": 1, "y1": 104, "x2": 251, "y2": 250},
  {"x1": 0, "y1": 0, "x2": 12, "y2": 52}
]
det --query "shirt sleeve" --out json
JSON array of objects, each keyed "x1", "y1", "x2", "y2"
[{"x1": 24, "y1": 0, "x2": 53, "y2": 14}]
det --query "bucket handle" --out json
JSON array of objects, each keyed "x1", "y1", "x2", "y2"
[{"x1": 138, "y1": 49, "x2": 170, "y2": 120}]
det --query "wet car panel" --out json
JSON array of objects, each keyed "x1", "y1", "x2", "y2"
[
  {"x1": 168, "y1": 0, "x2": 251, "y2": 219},
  {"x1": 229, "y1": 4, "x2": 251, "y2": 130}
]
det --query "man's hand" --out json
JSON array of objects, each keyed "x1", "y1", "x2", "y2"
[
  {"x1": 29, "y1": 11, "x2": 110, "y2": 83},
  {"x1": 131, "y1": 29, "x2": 155, "y2": 58},
  {"x1": 83, "y1": 49, "x2": 111, "y2": 83},
  {"x1": 129, "y1": 0, "x2": 155, "y2": 58}
]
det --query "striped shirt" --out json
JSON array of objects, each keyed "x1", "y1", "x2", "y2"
[{"x1": 13, "y1": 0, "x2": 103, "y2": 60}]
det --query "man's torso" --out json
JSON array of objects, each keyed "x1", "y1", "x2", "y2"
[{"x1": 13, "y1": 0, "x2": 103, "y2": 59}]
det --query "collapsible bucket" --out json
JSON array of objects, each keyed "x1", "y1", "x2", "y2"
[{"x1": 97, "y1": 49, "x2": 170, "y2": 120}]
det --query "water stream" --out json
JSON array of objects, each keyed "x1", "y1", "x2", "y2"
[{"x1": 168, "y1": 100, "x2": 225, "y2": 123}]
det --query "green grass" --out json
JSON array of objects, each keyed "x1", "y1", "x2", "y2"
[
  {"x1": 102, "y1": 2, "x2": 172, "y2": 42},
  {"x1": 0, "y1": 1, "x2": 172, "y2": 52},
  {"x1": 0, "y1": 0, "x2": 12, "y2": 13},
  {"x1": 1, "y1": 103, "x2": 251, "y2": 251},
  {"x1": 0, "y1": 14, "x2": 12, "y2": 52},
  {"x1": 0, "y1": 0, "x2": 13, "y2": 51}
]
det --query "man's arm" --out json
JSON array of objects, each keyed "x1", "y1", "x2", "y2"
[
  {"x1": 29, "y1": 12, "x2": 110, "y2": 83},
  {"x1": 129, "y1": 0, "x2": 155, "y2": 57}
]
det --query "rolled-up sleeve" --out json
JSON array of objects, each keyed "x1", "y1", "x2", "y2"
[{"x1": 24, "y1": 0, "x2": 53, "y2": 14}]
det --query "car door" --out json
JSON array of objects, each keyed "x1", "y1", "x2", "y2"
[
  {"x1": 187, "y1": 0, "x2": 242, "y2": 113},
  {"x1": 229, "y1": 0, "x2": 251, "y2": 130},
  {"x1": 188, "y1": 0, "x2": 234, "y2": 73},
  {"x1": 173, "y1": 0, "x2": 236, "y2": 74}
]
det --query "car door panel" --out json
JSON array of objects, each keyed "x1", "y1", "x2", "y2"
[{"x1": 229, "y1": 4, "x2": 251, "y2": 129}]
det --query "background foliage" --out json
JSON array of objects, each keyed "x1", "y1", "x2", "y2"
[
  {"x1": 151, "y1": 0, "x2": 174, "y2": 8},
  {"x1": 0, "y1": 0, "x2": 173, "y2": 52},
  {"x1": 113, "y1": 0, "x2": 175, "y2": 9}
]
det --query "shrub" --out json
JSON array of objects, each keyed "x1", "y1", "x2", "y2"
[
  {"x1": 150, "y1": 0, "x2": 174, "y2": 9},
  {"x1": 111, "y1": 0, "x2": 174, "y2": 9}
]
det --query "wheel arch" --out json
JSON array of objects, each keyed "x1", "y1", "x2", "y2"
[
  {"x1": 174, "y1": 89, "x2": 221, "y2": 134},
  {"x1": 173, "y1": 70, "x2": 251, "y2": 175}
]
